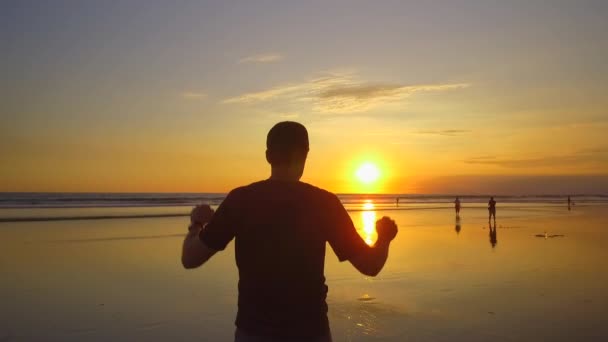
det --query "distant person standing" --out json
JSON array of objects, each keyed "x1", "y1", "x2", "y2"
[
  {"x1": 454, "y1": 196, "x2": 461, "y2": 216},
  {"x1": 488, "y1": 197, "x2": 497, "y2": 222},
  {"x1": 567, "y1": 195, "x2": 572, "y2": 211}
]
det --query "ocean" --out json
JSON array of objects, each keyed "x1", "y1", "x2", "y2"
[
  {"x1": 2, "y1": 192, "x2": 607, "y2": 209},
  {"x1": 1, "y1": 192, "x2": 606, "y2": 222}
]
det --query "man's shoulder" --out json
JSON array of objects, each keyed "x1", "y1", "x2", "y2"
[
  {"x1": 298, "y1": 181, "x2": 330, "y2": 193},
  {"x1": 224, "y1": 180, "x2": 276, "y2": 199},
  {"x1": 298, "y1": 182, "x2": 340, "y2": 202},
  {"x1": 233, "y1": 180, "x2": 338, "y2": 201}
]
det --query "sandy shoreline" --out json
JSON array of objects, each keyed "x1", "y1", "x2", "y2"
[
  {"x1": 1, "y1": 205, "x2": 607, "y2": 341},
  {"x1": 0, "y1": 202, "x2": 597, "y2": 222}
]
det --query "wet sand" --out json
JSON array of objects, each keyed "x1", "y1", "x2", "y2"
[{"x1": 1, "y1": 204, "x2": 607, "y2": 341}]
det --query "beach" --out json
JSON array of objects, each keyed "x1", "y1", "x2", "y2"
[
  {"x1": 1, "y1": 199, "x2": 607, "y2": 341},
  {"x1": 5, "y1": 1, "x2": 608, "y2": 340}
]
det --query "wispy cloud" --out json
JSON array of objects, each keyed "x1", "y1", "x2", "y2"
[
  {"x1": 278, "y1": 112, "x2": 299, "y2": 119},
  {"x1": 223, "y1": 71, "x2": 470, "y2": 113},
  {"x1": 223, "y1": 84, "x2": 304, "y2": 104},
  {"x1": 466, "y1": 155, "x2": 497, "y2": 161},
  {"x1": 417, "y1": 175, "x2": 608, "y2": 195},
  {"x1": 417, "y1": 129, "x2": 472, "y2": 137},
  {"x1": 464, "y1": 149, "x2": 608, "y2": 168},
  {"x1": 180, "y1": 92, "x2": 207, "y2": 100},
  {"x1": 238, "y1": 53, "x2": 284, "y2": 64}
]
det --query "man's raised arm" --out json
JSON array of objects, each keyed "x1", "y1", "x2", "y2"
[
  {"x1": 348, "y1": 217, "x2": 397, "y2": 277},
  {"x1": 181, "y1": 205, "x2": 217, "y2": 269}
]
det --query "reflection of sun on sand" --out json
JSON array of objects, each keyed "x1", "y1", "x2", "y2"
[
  {"x1": 360, "y1": 200, "x2": 377, "y2": 245},
  {"x1": 357, "y1": 293, "x2": 376, "y2": 301},
  {"x1": 329, "y1": 298, "x2": 417, "y2": 340}
]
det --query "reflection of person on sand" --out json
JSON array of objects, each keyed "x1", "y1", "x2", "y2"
[
  {"x1": 455, "y1": 216, "x2": 461, "y2": 235},
  {"x1": 454, "y1": 196, "x2": 461, "y2": 216},
  {"x1": 489, "y1": 221, "x2": 497, "y2": 248},
  {"x1": 181, "y1": 122, "x2": 398, "y2": 342},
  {"x1": 488, "y1": 197, "x2": 497, "y2": 222}
]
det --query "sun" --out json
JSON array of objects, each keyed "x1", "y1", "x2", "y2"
[{"x1": 356, "y1": 162, "x2": 380, "y2": 184}]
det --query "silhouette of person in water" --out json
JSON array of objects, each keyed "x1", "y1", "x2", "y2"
[
  {"x1": 489, "y1": 221, "x2": 497, "y2": 248},
  {"x1": 568, "y1": 195, "x2": 571, "y2": 211},
  {"x1": 454, "y1": 196, "x2": 461, "y2": 216},
  {"x1": 488, "y1": 197, "x2": 497, "y2": 223},
  {"x1": 181, "y1": 121, "x2": 398, "y2": 342}
]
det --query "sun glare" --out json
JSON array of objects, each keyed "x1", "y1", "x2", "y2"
[
  {"x1": 361, "y1": 200, "x2": 377, "y2": 245},
  {"x1": 356, "y1": 163, "x2": 380, "y2": 184}
]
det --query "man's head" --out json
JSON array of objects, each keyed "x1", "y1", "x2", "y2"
[{"x1": 266, "y1": 121, "x2": 309, "y2": 180}]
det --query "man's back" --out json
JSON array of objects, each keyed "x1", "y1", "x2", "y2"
[
  {"x1": 201, "y1": 180, "x2": 367, "y2": 338},
  {"x1": 181, "y1": 121, "x2": 398, "y2": 341}
]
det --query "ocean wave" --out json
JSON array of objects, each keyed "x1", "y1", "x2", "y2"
[{"x1": 1, "y1": 192, "x2": 606, "y2": 209}]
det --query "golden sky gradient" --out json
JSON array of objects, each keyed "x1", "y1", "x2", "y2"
[{"x1": 2, "y1": 1, "x2": 608, "y2": 194}]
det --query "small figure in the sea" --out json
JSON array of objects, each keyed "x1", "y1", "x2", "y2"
[
  {"x1": 182, "y1": 121, "x2": 398, "y2": 341},
  {"x1": 454, "y1": 196, "x2": 461, "y2": 216},
  {"x1": 489, "y1": 221, "x2": 497, "y2": 248},
  {"x1": 567, "y1": 195, "x2": 571, "y2": 211},
  {"x1": 455, "y1": 216, "x2": 461, "y2": 235},
  {"x1": 396, "y1": 197, "x2": 399, "y2": 207},
  {"x1": 488, "y1": 196, "x2": 497, "y2": 223}
]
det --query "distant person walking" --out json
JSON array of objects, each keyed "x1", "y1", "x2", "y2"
[
  {"x1": 181, "y1": 121, "x2": 398, "y2": 342},
  {"x1": 454, "y1": 196, "x2": 461, "y2": 216},
  {"x1": 488, "y1": 197, "x2": 497, "y2": 222}
]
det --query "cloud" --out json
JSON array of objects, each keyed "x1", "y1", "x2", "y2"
[
  {"x1": 223, "y1": 84, "x2": 305, "y2": 104},
  {"x1": 180, "y1": 92, "x2": 207, "y2": 100},
  {"x1": 310, "y1": 75, "x2": 469, "y2": 113},
  {"x1": 319, "y1": 84, "x2": 403, "y2": 99},
  {"x1": 238, "y1": 53, "x2": 284, "y2": 64},
  {"x1": 578, "y1": 147, "x2": 608, "y2": 154},
  {"x1": 223, "y1": 71, "x2": 470, "y2": 113},
  {"x1": 417, "y1": 175, "x2": 608, "y2": 195},
  {"x1": 314, "y1": 83, "x2": 403, "y2": 113},
  {"x1": 467, "y1": 156, "x2": 497, "y2": 160},
  {"x1": 278, "y1": 113, "x2": 299, "y2": 119},
  {"x1": 417, "y1": 129, "x2": 472, "y2": 137},
  {"x1": 464, "y1": 149, "x2": 608, "y2": 168}
]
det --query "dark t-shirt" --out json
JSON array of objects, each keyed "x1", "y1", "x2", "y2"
[{"x1": 200, "y1": 180, "x2": 368, "y2": 338}]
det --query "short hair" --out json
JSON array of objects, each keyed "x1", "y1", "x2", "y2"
[{"x1": 266, "y1": 121, "x2": 309, "y2": 165}]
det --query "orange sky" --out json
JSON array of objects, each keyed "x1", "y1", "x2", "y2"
[{"x1": 2, "y1": 1, "x2": 607, "y2": 194}]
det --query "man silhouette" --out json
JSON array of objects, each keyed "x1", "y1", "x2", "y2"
[
  {"x1": 488, "y1": 196, "x2": 497, "y2": 222},
  {"x1": 181, "y1": 122, "x2": 398, "y2": 341}
]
